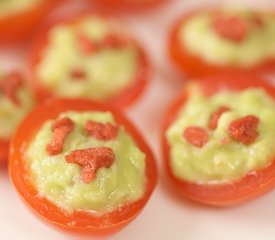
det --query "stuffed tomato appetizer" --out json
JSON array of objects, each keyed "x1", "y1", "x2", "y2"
[
  {"x1": 0, "y1": 70, "x2": 34, "y2": 164},
  {"x1": 10, "y1": 99, "x2": 157, "y2": 235},
  {"x1": 163, "y1": 75, "x2": 275, "y2": 206},
  {"x1": 30, "y1": 14, "x2": 150, "y2": 107},
  {"x1": 170, "y1": 7, "x2": 275, "y2": 77},
  {"x1": 90, "y1": 0, "x2": 166, "y2": 10},
  {"x1": 0, "y1": 0, "x2": 59, "y2": 43}
]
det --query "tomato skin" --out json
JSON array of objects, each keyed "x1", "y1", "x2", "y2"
[
  {"x1": 0, "y1": 140, "x2": 9, "y2": 166},
  {"x1": 0, "y1": 0, "x2": 61, "y2": 44},
  {"x1": 90, "y1": 0, "x2": 167, "y2": 10},
  {"x1": 29, "y1": 12, "x2": 151, "y2": 108},
  {"x1": 162, "y1": 75, "x2": 275, "y2": 206},
  {"x1": 9, "y1": 98, "x2": 157, "y2": 236},
  {"x1": 169, "y1": 10, "x2": 275, "y2": 78}
]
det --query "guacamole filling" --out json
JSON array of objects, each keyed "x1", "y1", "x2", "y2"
[
  {"x1": 180, "y1": 8, "x2": 275, "y2": 66},
  {"x1": 0, "y1": 0, "x2": 41, "y2": 18},
  {"x1": 166, "y1": 84, "x2": 275, "y2": 184},
  {"x1": 35, "y1": 16, "x2": 140, "y2": 101},
  {"x1": 0, "y1": 71, "x2": 34, "y2": 139},
  {"x1": 26, "y1": 111, "x2": 146, "y2": 214}
]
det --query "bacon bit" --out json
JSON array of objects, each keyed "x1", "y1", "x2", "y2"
[
  {"x1": 77, "y1": 31, "x2": 128, "y2": 55},
  {"x1": 183, "y1": 127, "x2": 208, "y2": 148},
  {"x1": 252, "y1": 15, "x2": 264, "y2": 28},
  {"x1": 101, "y1": 33, "x2": 128, "y2": 49},
  {"x1": 70, "y1": 69, "x2": 87, "y2": 80},
  {"x1": 0, "y1": 71, "x2": 23, "y2": 106},
  {"x1": 212, "y1": 15, "x2": 249, "y2": 42},
  {"x1": 209, "y1": 106, "x2": 231, "y2": 130},
  {"x1": 220, "y1": 136, "x2": 231, "y2": 145},
  {"x1": 46, "y1": 117, "x2": 75, "y2": 155},
  {"x1": 77, "y1": 33, "x2": 99, "y2": 55},
  {"x1": 65, "y1": 147, "x2": 115, "y2": 183},
  {"x1": 228, "y1": 115, "x2": 259, "y2": 145},
  {"x1": 85, "y1": 121, "x2": 119, "y2": 141}
]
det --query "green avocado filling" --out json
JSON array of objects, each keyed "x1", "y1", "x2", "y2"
[
  {"x1": 0, "y1": 0, "x2": 41, "y2": 17},
  {"x1": 166, "y1": 84, "x2": 275, "y2": 184},
  {"x1": 26, "y1": 111, "x2": 146, "y2": 214},
  {"x1": 35, "y1": 16, "x2": 140, "y2": 101},
  {"x1": 180, "y1": 7, "x2": 275, "y2": 66}
]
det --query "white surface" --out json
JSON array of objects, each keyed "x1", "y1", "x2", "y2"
[{"x1": 1, "y1": 0, "x2": 275, "y2": 239}]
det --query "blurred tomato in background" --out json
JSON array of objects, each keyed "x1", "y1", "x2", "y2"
[{"x1": 0, "y1": 0, "x2": 62, "y2": 44}]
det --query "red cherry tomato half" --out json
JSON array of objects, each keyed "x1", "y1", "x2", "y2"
[
  {"x1": 29, "y1": 13, "x2": 151, "y2": 108},
  {"x1": 0, "y1": 0, "x2": 60, "y2": 43},
  {"x1": 162, "y1": 75, "x2": 275, "y2": 206},
  {"x1": 10, "y1": 99, "x2": 157, "y2": 236},
  {"x1": 169, "y1": 9, "x2": 275, "y2": 77},
  {"x1": 90, "y1": 0, "x2": 167, "y2": 10}
]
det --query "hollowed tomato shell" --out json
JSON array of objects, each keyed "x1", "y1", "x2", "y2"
[
  {"x1": 162, "y1": 75, "x2": 275, "y2": 206},
  {"x1": 29, "y1": 12, "x2": 151, "y2": 108},
  {"x1": 169, "y1": 10, "x2": 275, "y2": 78},
  {"x1": 10, "y1": 98, "x2": 157, "y2": 236},
  {"x1": 0, "y1": 0, "x2": 61, "y2": 43}
]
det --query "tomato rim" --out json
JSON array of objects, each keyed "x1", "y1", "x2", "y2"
[
  {"x1": 9, "y1": 98, "x2": 157, "y2": 235},
  {"x1": 162, "y1": 75, "x2": 275, "y2": 206},
  {"x1": 90, "y1": 0, "x2": 167, "y2": 11},
  {"x1": 0, "y1": 139, "x2": 9, "y2": 166},
  {"x1": 169, "y1": 9, "x2": 275, "y2": 77},
  {"x1": 0, "y1": 0, "x2": 61, "y2": 43},
  {"x1": 29, "y1": 11, "x2": 151, "y2": 108}
]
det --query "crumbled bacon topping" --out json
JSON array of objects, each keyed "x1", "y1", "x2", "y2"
[
  {"x1": 252, "y1": 15, "x2": 264, "y2": 28},
  {"x1": 183, "y1": 126, "x2": 209, "y2": 148},
  {"x1": 220, "y1": 136, "x2": 231, "y2": 145},
  {"x1": 228, "y1": 115, "x2": 259, "y2": 145},
  {"x1": 209, "y1": 106, "x2": 231, "y2": 130},
  {"x1": 46, "y1": 117, "x2": 75, "y2": 155},
  {"x1": 85, "y1": 121, "x2": 119, "y2": 141},
  {"x1": 77, "y1": 31, "x2": 128, "y2": 55},
  {"x1": 65, "y1": 147, "x2": 115, "y2": 183},
  {"x1": 70, "y1": 69, "x2": 87, "y2": 80},
  {"x1": 212, "y1": 15, "x2": 249, "y2": 42},
  {"x1": 101, "y1": 33, "x2": 128, "y2": 49},
  {"x1": 0, "y1": 71, "x2": 23, "y2": 106},
  {"x1": 77, "y1": 33, "x2": 99, "y2": 55}
]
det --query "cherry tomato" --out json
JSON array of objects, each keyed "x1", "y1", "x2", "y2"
[
  {"x1": 0, "y1": 0, "x2": 60, "y2": 43},
  {"x1": 169, "y1": 9, "x2": 275, "y2": 77},
  {"x1": 90, "y1": 0, "x2": 167, "y2": 10},
  {"x1": 10, "y1": 98, "x2": 157, "y2": 235},
  {"x1": 162, "y1": 75, "x2": 275, "y2": 206},
  {"x1": 29, "y1": 13, "x2": 151, "y2": 108}
]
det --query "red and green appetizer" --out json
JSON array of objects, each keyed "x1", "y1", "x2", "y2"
[
  {"x1": 170, "y1": 7, "x2": 275, "y2": 77},
  {"x1": 163, "y1": 75, "x2": 275, "y2": 206},
  {"x1": 0, "y1": 0, "x2": 59, "y2": 43},
  {"x1": 10, "y1": 99, "x2": 157, "y2": 235},
  {"x1": 30, "y1": 14, "x2": 150, "y2": 107},
  {"x1": 0, "y1": 70, "x2": 34, "y2": 164}
]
